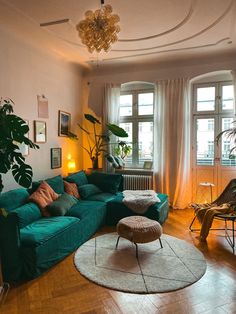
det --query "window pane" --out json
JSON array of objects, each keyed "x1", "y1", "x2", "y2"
[
  {"x1": 138, "y1": 122, "x2": 153, "y2": 166},
  {"x1": 196, "y1": 118, "x2": 214, "y2": 165},
  {"x1": 138, "y1": 93, "x2": 153, "y2": 115},
  {"x1": 119, "y1": 122, "x2": 132, "y2": 164},
  {"x1": 120, "y1": 95, "x2": 132, "y2": 116},
  {"x1": 221, "y1": 118, "x2": 236, "y2": 166},
  {"x1": 222, "y1": 85, "x2": 234, "y2": 110},
  {"x1": 197, "y1": 87, "x2": 215, "y2": 111}
]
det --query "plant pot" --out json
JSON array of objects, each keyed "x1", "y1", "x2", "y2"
[{"x1": 92, "y1": 157, "x2": 99, "y2": 170}]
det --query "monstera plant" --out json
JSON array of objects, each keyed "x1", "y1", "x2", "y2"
[
  {"x1": 69, "y1": 113, "x2": 128, "y2": 169},
  {"x1": 0, "y1": 98, "x2": 39, "y2": 192}
]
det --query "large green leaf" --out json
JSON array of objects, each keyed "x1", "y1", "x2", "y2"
[
  {"x1": 78, "y1": 123, "x2": 90, "y2": 135},
  {"x1": 68, "y1": 131, "x2": 78, "y2": 140},
  {"x1": 5, "y1": 115, "x2": 29, "y2": 141},
  {"x1": 0, "y1": 99, "x2": 14, "y2": 114},
  {"x1": 0, "y1": 152, "x2": 11, "y2": 173},
  {"x1": 84, "y1": 114, "x2": 101, "y2": 124},
  {"x1": 107, "y1": 124, "x2": 128, "y2": 137},
  {"x1": 12, "y1": 163, "x2": 33, "y2": 188},
  {"x1": 21, "y1": 137, "x2": 39, "y2": 149}
]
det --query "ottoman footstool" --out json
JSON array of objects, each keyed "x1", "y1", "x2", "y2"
[{"x1": 116, "y1": 216, "x2": 163, "y2": 258}]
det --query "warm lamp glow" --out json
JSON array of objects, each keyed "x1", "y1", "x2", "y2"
[{"x1": 67, "y1": 154, "x2": 76, "y2": 172}]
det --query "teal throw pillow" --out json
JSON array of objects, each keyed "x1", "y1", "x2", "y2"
[
  {"x1": 65, "y1": 171, "x2": 88, "y2": 188},
  {"x1": 30, "y1": 175, "x2": 64, "y2": 195},
  {"x1": 87, "y1": 172, "x2": 122, "y2": 194},
  {"x1": 46, "y1": 194, "x2": 77, "y2": 216},
  {"x1": 11, "y1": 202, "x2": 41, "y2": 228},
  {"x1": 78, "y1": 184, "x2": 102, "y2": 199}
]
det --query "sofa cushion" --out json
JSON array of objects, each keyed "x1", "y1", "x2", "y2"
[
  {"x1": 0, "y1": 188, "x2": 29, "y2": 211},
  {"x1": 20, "y1": 216, "x2": 80, "y2": 247},
  {"x1": 66, "y1": 200, "x2": 106, "y2": 220},
  {"x1": 65, "y1": 171, "x2": 88, "y2": 187},
  {"x1": 87, "y1": 172, "x2": 122, "y2": 194},
  {"x1": 30, "y1": 175, "x2": 64, "y2": 195},
  {"x1": 11, "y1": 203, "x2": 41, "y2": 228},
  {"x1": 28, "y1": 182, "x2": 58, "y2": 216},
  {"x1": 46, "y1": 194, "x2": 77, "y2": 216},
  {"x1": 78, "y1": 184, "x2": 102, "y2": 199},
  {"x1": 63, "y1": 180, "x2": 80, "y2": 199},
  {"x1": 86, "y1": 192, "x2": 116, "y2": 203}
]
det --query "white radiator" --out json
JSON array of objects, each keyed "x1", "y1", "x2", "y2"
[{"x1": 123, "y1": 174, "x2": 153, "y2": 190}]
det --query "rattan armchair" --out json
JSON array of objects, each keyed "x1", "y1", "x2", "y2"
[{"x1": 189, "y1": 179, "x2": 236, "y2": 253}]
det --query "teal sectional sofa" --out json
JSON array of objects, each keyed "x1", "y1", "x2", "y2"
[{"x1": 0, "y1": 171, "x2": 169, "y2": 282}]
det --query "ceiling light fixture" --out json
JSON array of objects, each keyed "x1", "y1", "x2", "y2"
[{"x1": 76, "y1": 0, "x2": 120, "y2": 53}]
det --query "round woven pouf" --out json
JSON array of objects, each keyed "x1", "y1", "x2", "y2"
[{"x1": 116, "y1": 216, "x2": 163, "y2": 258}]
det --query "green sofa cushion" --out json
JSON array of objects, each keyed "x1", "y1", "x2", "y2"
[
  {"x1": 11, "y1": 203, "x2": 41, "y2": 228},
  {"x1": 20, "y1": 216, "x2": 80, "y2": 247},
  {"x1": 0, "y1": 188, "x2": 29, "y2": 211},
  {"x1": 86, "y1": 192, "x2": 116, "y2": 203},
  {"x1": 66, "y1": 200, "x2": 106, "y2": 220},
  {"x1": 78, "y1": 184, "x2": 102, "y2": 199},
  {"x1": 87, "y1": 172, "x2": 122, "y2": 194},
  {"x1": 46, "y1": 194, "x2": 77, "y2": 216},
  {"x1": 65, "y1": 171, "x2": 88, "y2": 187},
  {"x1": 31, "y1": 175, "x2": 64, "y2": 195}
]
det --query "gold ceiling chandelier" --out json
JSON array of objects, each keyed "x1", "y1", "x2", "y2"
[{"x1": 76, "y1": 0, "x2": 120, "y2": 53}]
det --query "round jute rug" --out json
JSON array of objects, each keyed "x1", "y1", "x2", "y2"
[{"x1": 74, "y1": 233, "x2": 207, "y2": 294}]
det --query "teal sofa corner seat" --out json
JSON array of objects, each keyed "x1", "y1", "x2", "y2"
[
  {"x1": 0, "y1": 171, "x2": 169, "y2": 282},
  {"x1": 105, "y1": 192, "x2": 169, "y2": 226}
]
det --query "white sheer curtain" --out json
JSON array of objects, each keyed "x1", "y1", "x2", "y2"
[
  {"x1": 102, "y1": 83, "x2": 121, "y2": 172},
  {"x1": 153, "y1": 78, "x2": 191, "y2": 209},
  {"x1": 231, "y1": 70, "x2": 236, "y2": 115}
]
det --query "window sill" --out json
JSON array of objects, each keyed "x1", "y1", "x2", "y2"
[{"x1": 115, "y1": 168, "x2": 153, "y2": 176}]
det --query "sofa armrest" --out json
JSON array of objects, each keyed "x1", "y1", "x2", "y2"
[{"x1": 0, "y1": 212, "x2": 23, "y2": 281}]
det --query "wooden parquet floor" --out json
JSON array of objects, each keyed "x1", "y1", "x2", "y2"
[{"x1": 1, "y1": 208, "x2": 236, "y2": 314}]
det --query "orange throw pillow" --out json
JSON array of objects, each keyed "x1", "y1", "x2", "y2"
[
  {"x1": 64, "y1": 180, "x2": 80, "y2": 199},
  {"x1": 29, "y1": 181, "x2": 59, "y2": 216}
]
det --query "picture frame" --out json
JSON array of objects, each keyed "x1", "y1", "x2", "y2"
[
  {"x1": 19, "y1": 120, "x2": 29, "y2": 156},
  {"x1": 51, "y1": 148, "x2": 62, "y2": 169},
  {"x1": 37, "y1": 95, "x2": 49, "y2": 119},
  {"x1": 58, "y1": 110, "x2": 71, "y2": 137},
  {"x1": 34, "y1": 120, "x2": 47, "y2": 143},
  {"x1": 143, "y1": 161, "x2": 153, "y2": 169}
]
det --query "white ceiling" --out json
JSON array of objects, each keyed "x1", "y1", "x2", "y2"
[{"x1": 0, "y1": 0, "x2": 236, "y2": 69}]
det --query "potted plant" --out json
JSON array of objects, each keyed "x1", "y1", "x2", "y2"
[
  {"x1": 216, "y1": 120, "x2": 236, "y2": 158},
  {"x1": 69, "y1": 113, "x2": 128, "y2": 169},
  {"x1": 0, "y1": 98, "x2": 39, "y2": 302},
  {"x1": 114, "y1": 141, "x2": 132, "y2": 161},
  {"x1": 0, "y1": 98, "x2": 39, "y2": 192}
]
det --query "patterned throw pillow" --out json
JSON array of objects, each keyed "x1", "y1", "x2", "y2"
[
  {"x1": 28, "y1": 181, "x2": 58, "y2": 216},
  {"x1": 64, "y1": 180, "x2": 80, "y2": 199}
]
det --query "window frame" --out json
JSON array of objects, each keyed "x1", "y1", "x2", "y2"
[
  {"x1": 192, "y1": 80, "x2": 234, "y2": 167},
  {"x1": 193, "y1": 80, "x2": 234, "y2": 115},
  {"x1": 119, "y1": 88, "x2": 154, "y2": 168}
]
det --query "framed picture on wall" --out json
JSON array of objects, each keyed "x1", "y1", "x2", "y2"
[
  {"x1": 58, "y1": 110, "x2": 71, "y2": 136},
  {"x1": 34, "y1": 120, "x2": 47, "y2": 143},
  {"x1": 51, "y1": 148, "x2": 62, "y2": 169},
  {"x1": 143, "y1": 161, "x2": 153, "y2": 169}
]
